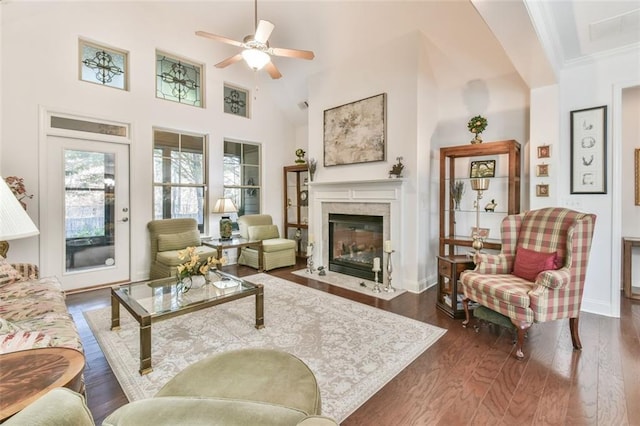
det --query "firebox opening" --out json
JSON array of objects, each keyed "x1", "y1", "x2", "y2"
[{"x1": 328, "y1": 213, "x2": 383, "y2": 281}]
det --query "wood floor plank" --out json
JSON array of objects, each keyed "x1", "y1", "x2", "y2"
[
  {"x1": 62, "y1": 261, "x2": 639, "y2": 425},
  {"x1": 597, "y1": 314, "x2": 631, "y2": 425}
]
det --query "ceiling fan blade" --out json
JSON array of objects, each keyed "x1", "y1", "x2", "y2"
[
  {"x1": 270, "y1": 47, "x2": 315, "y2": 60},
  {"x1": 196, "y1": 31, "x2": 243, "y2": 48},
  {"x1": 265, "y1": 61, "x2": 282, "y2": 79},
  {"x1": 254, "y1": 20, "x2": 275, "y2": 44},
  {"x1": 215, "y1": 53, "x2": 243, "y2": 68}
]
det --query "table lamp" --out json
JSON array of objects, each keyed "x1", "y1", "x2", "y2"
[
  {"x1": 470, "y1": 178, "x2": 490, "y2": 253},
  {"x1": 212, "y1": 198, "x2": 238, "y2": 240},
  {"x1": 0, "y1": 176, "x2": 39, "y2": 257}
]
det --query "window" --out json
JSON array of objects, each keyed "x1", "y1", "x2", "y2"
[
  {"x1": 153, "y1": 130, "x2": 207, "y2": 232},
  {"x1": 223, "y1": 83, "x2": 250, "y2": 118},
  {"x1": 223, "y1": 141, "x2": 261, "y2": 217},
  {"x1": 156, "y1": 51, "x2": 203, "y2": 107},
  {"x1": 79, "y1": 39, "x2": 128, "y2": 90}
]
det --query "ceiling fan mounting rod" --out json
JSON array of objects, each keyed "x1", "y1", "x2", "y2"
[{"x1": 253, "y1": 0, "x2": 258, "y2": 31}]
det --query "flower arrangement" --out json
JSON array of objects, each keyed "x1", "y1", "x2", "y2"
[
  {"x1": 389, "y1": 157, "x2": 404, "y2": 178},
  {"x1": 4, "y1": 176, "x2": 33, "y2": 208},
  {"x1": 176, "y1": 246, "x2": 227, "y2": 291},
  {"x1": 467, "y1": 115, "x2": 487, "y2": 144}
]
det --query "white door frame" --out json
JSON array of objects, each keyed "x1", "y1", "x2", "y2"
[{"x1": 39, "y1": 107, "x2": 132, "y2": 290}]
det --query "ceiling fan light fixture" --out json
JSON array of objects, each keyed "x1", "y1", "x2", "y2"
[{"x1": 242, "y1": 48, "x2": 270, "y2": 70}]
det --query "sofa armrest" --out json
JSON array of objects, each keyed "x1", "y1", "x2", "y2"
[{"x1": 10, "y1": 263, "x2": 39, "y2": 280}]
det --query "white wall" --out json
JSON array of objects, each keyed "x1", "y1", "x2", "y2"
[
  {"x1": 308, "y1": 30, "x2": 530, "y2": 292},
  {"x1": 529, "y1": 85, "x2": 559, "y2": 209},
  {"x1": 1, "y1": 2, "x2": 295, "y2": 284},
  {"x1": 558, "y1": 50, "x2": 640, "y2": 317}
]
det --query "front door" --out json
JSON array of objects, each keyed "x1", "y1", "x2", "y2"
[{"x1": 42, "y1": 122, "x2": 130, "y2": 291}]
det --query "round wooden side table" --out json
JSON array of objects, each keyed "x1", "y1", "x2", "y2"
[{"x1": 0, "y1": 347, "x2": 85, "y2": 421}]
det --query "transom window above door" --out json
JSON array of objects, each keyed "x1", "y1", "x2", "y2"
[{"x1": 153, "y1": 129, "x2": 208, "y2": 233}]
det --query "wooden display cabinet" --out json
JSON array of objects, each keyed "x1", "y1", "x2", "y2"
[
  {"x1": 439, "y1": 139, "x2": 521, "y2": 256},
  {"x1": 436, "y1": 255, "x2": 475, "y2": 318},
  {"x1": 283, "y1": 164, "x2": 309, "y2": 257}
]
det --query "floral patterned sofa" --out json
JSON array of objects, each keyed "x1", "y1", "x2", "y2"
[{"x1": 0, "y1": 256, "x2": 83, "y2": 355}]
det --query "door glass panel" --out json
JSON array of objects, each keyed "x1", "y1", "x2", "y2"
[{"x1": 64, "y1": 150, "x2": 116, "y2": 272}]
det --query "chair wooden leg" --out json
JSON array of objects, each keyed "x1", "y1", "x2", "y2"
[
  {"x1": 462, "y1": 298, "x2": 471, "y2": 327},
  {"x1": 510, "y1": 319, "x2": 531, "y2": 360},
  {"x1": 570, "y1": 317, "x2": 582, "y2": 350}
]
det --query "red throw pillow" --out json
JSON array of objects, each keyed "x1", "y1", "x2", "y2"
[{"x1": 512, "y1": 246, "x2": 559, "y2": 281}]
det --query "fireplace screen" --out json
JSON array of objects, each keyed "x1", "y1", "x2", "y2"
[{"x1": 328, "y1": 214, "x2": 383, "y2": 281}]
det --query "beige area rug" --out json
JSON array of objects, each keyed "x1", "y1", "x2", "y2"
[
  {"x1": 292, "y1": 268, "x2": 406, "y2": 301},
  {"x1": 84, "y1": 274, "x2": 445, "y2": 423}
]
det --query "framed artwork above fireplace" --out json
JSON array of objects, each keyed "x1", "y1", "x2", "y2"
[{"x1": 323, "y1": 93, "x2": 386, "y2": 167}]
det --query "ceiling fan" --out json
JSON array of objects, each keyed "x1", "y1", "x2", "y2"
[{"x1": 196, "y1": 0, "x2": 314, "y2": 79}]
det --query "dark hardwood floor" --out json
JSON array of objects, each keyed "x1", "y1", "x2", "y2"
[{"x1": 66, "y1": 260, "x2": 640, "y2": 425}]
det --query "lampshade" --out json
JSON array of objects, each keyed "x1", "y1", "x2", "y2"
[
  {"x1": 241, "y1": 48, "x2": 270, "y2": 70},
  {"x1": 212, "y1": 198, "x2": 238, "y2": 215},
  {"x1": 470, "y1": 178, "x2": 490, "y2": 191},
  {"x1": 0, "y1": 176, "x2": 39, "y2": 241}
]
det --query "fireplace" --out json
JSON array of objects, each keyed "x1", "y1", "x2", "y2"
[{"x1": 328, "y1": 213, "x2": 383, "y2": 281}]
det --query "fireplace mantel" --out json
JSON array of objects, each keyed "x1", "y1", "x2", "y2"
[{"x1": 309, "y1": 178, "x2": 405, "y2": 288}]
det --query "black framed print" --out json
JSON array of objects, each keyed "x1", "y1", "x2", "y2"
[{"x1": 570, "y1": 105, "x2": 607, "y2": 194}]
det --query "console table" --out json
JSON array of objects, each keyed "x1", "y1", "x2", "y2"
[{"x1": 622, "y1": 237, "x2": 640, "y2": 300}]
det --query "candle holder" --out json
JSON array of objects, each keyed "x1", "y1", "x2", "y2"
[
  {"x1": 372, "y1": 269, "x2": 381, "y2": 293},
  {"x1": 384, "y1": 250, "x2": 396, "y2": 292},
  {"x1": 306, "y1": 242, "x2": 315, "y2": 274}
]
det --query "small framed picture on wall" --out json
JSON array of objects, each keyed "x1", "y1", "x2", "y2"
[
  {"x1": 537, "y1": 145, "x2": 550, "y2": 159},
  {"x1": 536, "y1": 164, "x2": 549, "y2": 177},
  {"x1": 536, "y1": 184, "x2": 549, "y2": 197}
]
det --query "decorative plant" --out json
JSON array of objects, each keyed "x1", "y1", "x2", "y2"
[
  {"x1": 450, "y1": 180, "x2": 465, "y2": 210},
  {"x1": 467, "y1": 115, "x2": 488, "y2": 144},
  {"x1": 176, "y1": 246, "x2": 227, "y2": 291},
  {"x1": 295, "y1": 148, "x2": 306, "y2": 163},
  {"x1": 389, "y1": 157, "x2": 405, "y2": 178},
  {"x1": 4, "y1": 176, "x2": 33, "y2": 209}
]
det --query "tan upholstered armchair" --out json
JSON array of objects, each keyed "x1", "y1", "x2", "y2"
[
  {"x1": 237, "y1": 214, "x2": 296, "y2": 271},
  {"x1": 147, "y1": 218, "x2": 217, "y2": 279},
  {"x1": 460, "y1": 208, "x2": 596, "y2": 360}
]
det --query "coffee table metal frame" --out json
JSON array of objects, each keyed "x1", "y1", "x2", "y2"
[{"x1": 110, "y1": 271, "x2": 264, "y2": 375}]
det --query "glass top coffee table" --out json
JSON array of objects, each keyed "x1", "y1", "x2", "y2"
[{"x1": 110, "y1": 271, "x2": 264, "y2": 375}]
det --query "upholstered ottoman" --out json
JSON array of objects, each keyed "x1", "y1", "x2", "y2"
[{"x1": 156, "y1": 348, "x2": 322, "y2": 416}]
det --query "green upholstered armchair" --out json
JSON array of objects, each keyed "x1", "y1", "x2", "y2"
[
  {"x1": 147, "y1": 218, "x2": 217, "y2": 279},
  {"x1": 460, "y1": 208, "x2": 596, "y2": 360},
  {"x1": 237, "y1": 214, "x2": 296, "y2": 271}
]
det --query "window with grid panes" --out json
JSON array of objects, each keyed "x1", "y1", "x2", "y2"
[
  {"x1": 153, "y1": 130, "x2": 207, "y2": 233},
  {"x1": 223, "y1": 141, "x2": 261, "y2": 222}
]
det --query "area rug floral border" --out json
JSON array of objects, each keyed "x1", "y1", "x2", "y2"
[{"x1": 84, "y1": 273, "x2": 445, "y2": 423}]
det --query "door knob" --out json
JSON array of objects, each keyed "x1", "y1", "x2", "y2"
[{"x1": 122, "y1": 217, "x2": 129, "y2": 222}]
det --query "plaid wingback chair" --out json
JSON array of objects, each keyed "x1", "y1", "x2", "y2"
[{"x1": 459, "y1": 208, "x2": 596, "y2": 360}]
